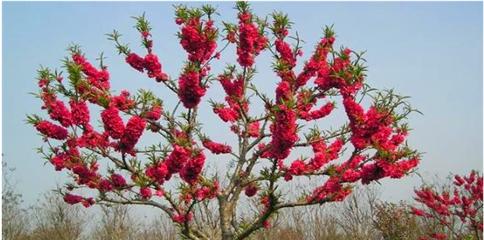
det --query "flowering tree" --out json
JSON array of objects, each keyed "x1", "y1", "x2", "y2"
[
  {"x1": 411, "y1": 171, "x2": 483, "y2": 240},
  {"x1": 28, "y1": 2, "x2": 421, "y2": 239}
]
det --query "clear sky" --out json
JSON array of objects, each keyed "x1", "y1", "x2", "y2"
[{"x1": 3, "y1": 1, "x2": 483, "y2": 208}]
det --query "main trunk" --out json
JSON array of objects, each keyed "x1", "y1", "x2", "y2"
[{"x1": 219, "y1": 197, "x2": 235, "y2": 240}]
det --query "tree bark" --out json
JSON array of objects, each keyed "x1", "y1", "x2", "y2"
[{"x1": 219, "y1": 197, "x2": 235, "y2": 240}]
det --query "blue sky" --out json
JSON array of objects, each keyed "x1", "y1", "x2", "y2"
[{"x1": 3, "y1": 1, "x2": 483, "y2": 208}]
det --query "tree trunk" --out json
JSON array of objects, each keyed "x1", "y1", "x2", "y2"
[{"x1": 219, "y1": 197, "x2": 235, "y2": 240}]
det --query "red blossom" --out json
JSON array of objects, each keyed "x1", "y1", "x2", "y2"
[
  {"x1": 51, "y1": 153, "x2": 68, "y2": 171},
  {"x1": 46, "y1": 100, "x2": 72, "y2": 127},
  {"x1": 178, "y1": 70, "x2": 206, "y2": 108},
  {"x1": 179, "y1": 18, "x2": 217, "y2": 63},
  {"x1": 125, "y1": 53, "x2": 145, "y2": 72},
  {"x1": 275, "y1": 81, "x2": 292, "y2": 104},
  {"x1": 146, "y1": 162, "x2": 169, "y2": 185},
  {"x1": 202, "y1": 140, "x2": 232, "y2": 154},
  {"x1": 165, "y1": 145, "x2": 191, "y2": 175},
  {"x1": 72, "y1": 163, "x2": 99, "y2": 186},
  {"x1": 275, "y1": 38, "x2": 296, "y2": 68},
  {"x1": 245, "y1": 184, "x2": 258, "y2": 197},
  {"x1": 219, "y1": 74, "x2": 244, "y2": 99},
  {"x1": 175, "y1": 18, "x2": 184, "y2": 25},
  {"x1": 69, "y1": 100, "x2": 89, "y2": 126},
  {"x1": 236, "y1": 12, "x2": 267, "y2": 67},
  {"x1": 63, "y1": 193, "x2": 83, "y2": 205},
  {"x1": 286, "y1": 159, "x2": 308, "y2": 179},
  {"x1": 99, "y1": 179, "x2": 113, "y2": 192},
  {"x1": 101, "y1": 107, "x2": 125, "y2": 139},
  {"x1": 247, "y1": 121, "x2": 260, "y2": 138},
  {"x1": 111, "y1": 173, "x2": 127, "y2": 188},
  {"x1": 110, "y1": 91, "x2": 135, "y2": 111},
  {"x1": 118, "y1": 116, "x2": 146, "y2": 154},
  {"x1": 145, "y1": 105, "x2": 162, "y2": 121},
  {"x1": 78, "y1": 125, "x2": 109, "y2": 149},
  {"x1": 143, "y1": 53, "x2": 168, "y2": 82},
  {"x1": 306, "y1": 102, "x2": 335, "y2": 120},
  {"x1": 140, "y1": 187, "x2": 152, "y2": 199},
  {"x1": 35, "y1": 120, "x2": 68, "y2": 140},
  {"x1": 309, "y1": 177, "x2": 352, "y2": 202},
  {"x1": 411, "y1": 207, "x2": 427, "y2": 217},
  {"x1": 194, "y1": 183, "x2": 218, "y2": 201},
  {"x1": 262, "y1": 220, "x2": 271, "y2": 229},
  {"x1": 295, "y1": 35, "x2": 333, "y2": 88},
  {"x1": 172, "y1": 212, "x2": 193, "y2": 224},
  {"x1": 269, "y1": 104, "x2": 298, "y2": 159},
  {"x1": 411, "y1": 171, "x2": 483, "y2": 239},
  {"x1": 213, "y1": 105, "x2": 239, "y2": 122},
  {"x1": 72, "y1": 53, "x2": 111, "y2": 90},
  {"x1": 180, "y1": 151, "x2": 205, "y2": 185}
]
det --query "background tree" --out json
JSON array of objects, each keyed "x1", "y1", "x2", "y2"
[
  {"x1": 335, "y1": 186, "x2": 380, "y2": 239},
  {"x1": 28, "y1": 2, "x2": 421, "y2": 239},
  {"x1": 2, "y1": 162, "x2": 30, "y2": 240},
  {"x1": 372, "y1": 201, "x2": 428, "y2": 240},
  {"x1": 135, "y1": 214, "x2": 177, "y2": 240},
  {"x1": 29, "y1": 192, "x2": 87, "y2": 240},
  {"x1": 411, "y1": 171, "x2": 483, "y2": 240},
  {"x1": 252, "y1": 185, "x2": 381, "y2": 240},
  {"x1": 93, "y1": 205, "x2": 139, "y2": 240}
]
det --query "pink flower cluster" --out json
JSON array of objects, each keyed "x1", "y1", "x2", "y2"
[
  {"x1": 99, "y1": 173, "x2": 128, "y2": 192},
  {"x1": 246, "y1": 121, "x2": 260, "y2": 138},
  {"x1": 101, "y1": 107, "x2": 125, "y2": 139},
  {"x1": 117, "y1": 116, "x2": 146, "y2": 154},
  {"x1": 145, "y1": 145, "x2": 206, "y2": 186},
  {"x1": 236, "y1": 12, "x2": 267, "y2": 67},
  {"x1": 202, "y1": 139, "x2": 232, "y2": 154},
  {"x1": 282, "y1": 138, "x2": 344, "y2": 181},
  {"x1": 124, "y1": 27, "x2": 168, "y2": 82},
  {"x1": 64, "y1": 193, "x2": 95, "y2": 208},
  {"x1": 73, "y1": 53, "x2": 110, "y2": 90},
  {"x1": 344, "y1": 98, "x2": 397, "y2": 150},
  {"x1": 180, "y1": 151, "x2": 205, "y2": 185},
  {"x1": 245, "y1": 183, "x2": 259, "y2": 197},
  {"x1": 35, "y1": 67, "x2": 148, "y2": 205},
  {"x1": 35, "y1": 120, "x2": 68, "y2": 140},
  {"x1": 213, "y1": 105, "x2": 239, "y2": 122},
  {"x1": 178, "y1": 69, "x2": 207, "y2": 108},
  {"x1": 110, "y1": 90, "x2": 135, "y2": 111},
  {"x1": 275, "y1": 38, "x2": 296, "y2": 69},
  {"x1": 295, "y1": 35, "x2": 334, "y2": 88},
  {"x1": 213, "y1": 73, "x2": 249, "y2": 127},
  {"x1": 126, "y1": 53, "x2": 169, "y2": 82},
  {"x1": 299, "y1": 101, "x2": 335, "y2": 121},
  {"x1": 165, "y1": 145, "x2": 191, "y2": 175},
  {"x1": 77, "y1": 125, "x2": 109, "y2": 150},
  {"x1": 178, "y1": 17, "x2": 217, "y2": 63},
  {"x1": 145, "y1": 105, "x2": 162, "y2": 121},
  {"x1": 70, "y1": 100, "x2": 89, "y2": 126},
  {"x1": 308, "y1": 177, "x2": 352, "y2": 203},
  {"x1": 175, "y1": 14, "x2": 219, "y2": 109},
  {"x1": 269, "y1": 104, "x2": 298, "y2": 159},
  {"x1": 146, "y1": 162, "x2": 169, "y2": 185},
  {"x1": 39, "y1": 88, "x2": 74, "y2": 128},
  {"x1": 45, "y1": 100, "x2": 72, "y2": 127}
]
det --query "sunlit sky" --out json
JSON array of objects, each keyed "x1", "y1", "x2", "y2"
[{"x1": 3, "y1": 1, "x2": 483, "y2": 210}]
